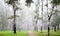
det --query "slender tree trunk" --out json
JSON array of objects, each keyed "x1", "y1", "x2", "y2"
[
  {"x1": 47, "y1": 0, "x2": 50, "y2": 36},
  {"x1": 34, "y1": 24, "x2": 38, "y2": 32},
  {"x1": 13, "y1": 23, "x2": 16, "y2": 33},
  {"x1": 41, "y1": 26, "x2": 42, "y2": 33},
  {"x1": 41, "y1": 0, "x2": 43, "y2": 33},
  {"x1": 34, "y1": 20, "x2": 38, "y2": 31},
  {"x1": 57, "y1": 24, "x2": 59, "y2": 30},
  {"x1": 34, "y1": 0, "x2": 40, "y2": 32},
  {"x1": 48, "y1": 24, "x2": 50, "y2": 36},
  {"x1": 13, "y1": 8, "x2": 16, "y2": 34},
  {"x1": 54, "y1": 26, "x2": 56, "y2": 32}
]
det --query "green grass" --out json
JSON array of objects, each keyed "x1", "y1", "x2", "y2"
[
  {"x1": 35, "y1": 30, "x2": 60, "y2": 36},
  {"x1": 0, "y1": 30, "x2": 60, "y2": 36},
  {"x1": 0, "y1": 31, "x2": 29, "y2": 36}
]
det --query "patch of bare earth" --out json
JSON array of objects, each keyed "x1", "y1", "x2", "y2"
[{"x1": 28, "y1": 31, "x2": 37, "y2": 36}]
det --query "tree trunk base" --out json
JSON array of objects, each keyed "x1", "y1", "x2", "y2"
[{"x1": 13, "y1": 24, "x2": 16, "y2": 34}]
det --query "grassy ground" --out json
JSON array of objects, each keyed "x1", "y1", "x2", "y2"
[
  {"x1": 35, "y1": 30, "x2": 60, "y2": 36},
  {"x1": 0, "y1": 31, "x2": 29, "y2": 36},
  {"x1": 0, "y1": 30, "x2": 60, "y2": 36}
]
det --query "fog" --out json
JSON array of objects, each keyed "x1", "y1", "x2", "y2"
[{"x1": 0, "y1": 0, "x2": 55, "y2": 31}]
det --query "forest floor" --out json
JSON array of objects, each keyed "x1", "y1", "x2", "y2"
[
  {"x1": 36, "y1": 30, "x2": 60, "y2": 36},
  {"x1": 28, "y1": 31, "x2": 37, "y2": 36},
  {"x1": 0, "y1": 30, "x2": 60, "y2": 36},
  {"x1": 0, "y1": 31, "x2": 29, "y2": 36}
]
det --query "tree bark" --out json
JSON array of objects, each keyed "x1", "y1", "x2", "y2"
[
  {"x1": 48, "y1": 24, "x2": 50, "y2": 36},
  {"x1": 41, "y1": 26, "x2": 42, "y2": 33},
  {"x1": 54, "y1": 26, "x2": 56, "y2": 32},
  {"x1": 13, "y1": 7, "x2": 16, "y2": 34},
  {"x1": 13, "y1": 23, "x2": 16, "y2": 33},
  {"x1": 57, "y1": 25, "x2": 59, "y2": 30}
]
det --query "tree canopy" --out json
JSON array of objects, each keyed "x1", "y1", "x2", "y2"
[
  {"x1": 51, "y1": 0, "x2": 60, "y2": 6},
  {"x1": 25, "y1": 0, "x2": 33, "y2": 6}
]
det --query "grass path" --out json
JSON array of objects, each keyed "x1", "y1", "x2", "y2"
[{"x1": 28, "y1": 31, "x2": 37, "y2": 36}]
